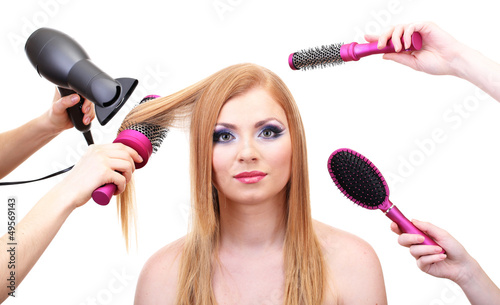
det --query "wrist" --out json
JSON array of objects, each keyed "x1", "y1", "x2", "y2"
[
  {"x1": 449, "y1": 44, "x2": 483, "y2": 81},
  {"x1": 37, "y1": 111, "x2": 64, "y2": 138},
  {"x1": 48, "y1": 182, "x2": 80, "y2": 214},
  {"x1": 455, "y1": 256, "x2": 482, "y2": 289}
]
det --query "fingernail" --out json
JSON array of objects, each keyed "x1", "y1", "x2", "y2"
[
  {"x1": 417, "y1": 236, "x2": 425, "y2": 243},
  {"x1": 84, "y1": 117, "x2": 90, "y2": 125},
  {"x1": 439, "y1": 254, "x2": 447, "y2": 260},
  {"x1": 435, "y1": 247, "x2": 443, "y2": 253},
  {"x1": 85, "y1": 106, "x2": 90, "y2": 113},
  {"x1": 71, "y1": 95, "x2": 79, "y2": 103}
]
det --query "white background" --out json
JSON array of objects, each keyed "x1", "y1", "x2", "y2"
[{"x1": 1, "y1": 0, "x2": 499, "y2": 304}]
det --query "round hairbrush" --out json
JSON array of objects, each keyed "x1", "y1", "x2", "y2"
[
  {"x1": 289, "y1": 32, "x2": 422, "y2": 70},
  {"x1": 327, "y1": 148, "x2": 444, "y2": 252},
  {"x1": 92, "y1": 95, "x2": 168, "y2": 205}
]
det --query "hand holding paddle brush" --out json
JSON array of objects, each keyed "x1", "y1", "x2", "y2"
[{"x1": 327, "y1": 148, "x2": 444, "y2": 253}]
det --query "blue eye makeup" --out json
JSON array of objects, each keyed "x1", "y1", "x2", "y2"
[
  {"x1": 259, "y1": 124, "x2": 285, "y2": 139},
  {"x1": 213, "y1": 129, "x2": 235, "y2": 143},
  {"x1": 213, "y1": 121, "x2": 286, "y2": 143}
]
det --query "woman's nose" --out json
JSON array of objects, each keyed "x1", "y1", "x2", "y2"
[{"x1": 237, "y1": 138, "x2": 259, "y2": 162}]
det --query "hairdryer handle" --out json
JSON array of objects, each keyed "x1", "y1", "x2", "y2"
[
  {"x1": 58, "y1": 87, "x2": 94, "y2": 145},
  {"x1": 385, "y1": 205, "x2": 445, "y2": 253},
  {"x1": 92, "y1": 183, "x2": 116, "y2": 205}
]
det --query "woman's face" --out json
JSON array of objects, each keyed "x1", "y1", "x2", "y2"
[{"x1": 212, "y1": 86, "x2": 292, "y2": 205}]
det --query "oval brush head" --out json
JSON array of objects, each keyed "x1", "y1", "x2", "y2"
[{"x1": 327, "y1": 148, "x2": 391, "y2": 211}]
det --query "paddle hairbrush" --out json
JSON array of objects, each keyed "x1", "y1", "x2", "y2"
[{"x1": 327, "y1": 148, "x2": 444, "y2": 252}]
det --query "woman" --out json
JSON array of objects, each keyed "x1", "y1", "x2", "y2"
[{"x1": 118, "y1": 63, "x2": 387, "y2": 304}]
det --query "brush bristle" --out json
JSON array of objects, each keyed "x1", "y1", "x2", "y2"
[
  {"x1": 292, "y1": 43, "x2": 344, "y2": 70},
  {"x1": 125, "y1": 123, "x2": 167, "y2": 153},
  {"x1": 327, "y1": 148, "x2": 387, "y2": 209},
  {"x1": 120, "y1": 95, "x2": 168, "y2": 153}
]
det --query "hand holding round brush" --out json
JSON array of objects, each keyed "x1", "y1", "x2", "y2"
[
  {"x1": 289, "y1": 31, "x2": 422, "y2": 70},
  {"x1": 92, "y1": 95, "x2": 168, "y2": 205},
  {"x1": 365, "y1": 22, "x2": 466, "y2": 76}
]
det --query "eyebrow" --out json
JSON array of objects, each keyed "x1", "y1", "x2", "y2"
[{"x1": 215, "y1": 118, "x2": 285, "y2": 130}]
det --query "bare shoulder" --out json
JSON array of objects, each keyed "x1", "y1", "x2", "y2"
[
  {"x1": 134, "y1": 236, "x2": 185, "y2": 305},
  {"x1": 313, "y1": 220, "x2": 387, "y2": 305}
]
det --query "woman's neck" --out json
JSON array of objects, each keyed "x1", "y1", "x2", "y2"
[{"x1": 218, "y1": 191, "x2": 287, "y2": 254}]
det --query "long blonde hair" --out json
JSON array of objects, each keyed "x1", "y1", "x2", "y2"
[{"x1": 118, "y1": 63, "x2": 326, "y2": 304}]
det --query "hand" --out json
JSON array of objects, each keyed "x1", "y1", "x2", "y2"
[
  {"x1": 391, "y1": 220, "x2": 476, "y2": 286},
  {"x1": 364, "y1": 22, "x2": 467, "y2": 76},
  {"x1": 46, "y1": 88, "x2": 96, "y2": 133},
  {"x1": 56, "y1": 143, "x2": 143, "y2": 209}
]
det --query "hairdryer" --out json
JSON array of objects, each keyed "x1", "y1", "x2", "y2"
[{"x1": 25, "y1": 27, "x2": 138, "y2": 144}]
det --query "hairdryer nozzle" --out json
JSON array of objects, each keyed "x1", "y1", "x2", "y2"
[{"x1": 94, "y1": 77, "x2": 138, "y2": 125}]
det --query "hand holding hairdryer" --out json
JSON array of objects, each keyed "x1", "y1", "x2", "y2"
[{"x1": 25, "y1": 28, "x2": 138, "y2": 144}]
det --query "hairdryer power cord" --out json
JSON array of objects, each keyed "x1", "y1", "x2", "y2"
[{"x1": 0, "y1": 165, "x2": 74, "y2": 186}]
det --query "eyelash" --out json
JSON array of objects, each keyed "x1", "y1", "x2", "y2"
[{"x1": 213, "y1": 125, "x2": 284, "y2": 143}]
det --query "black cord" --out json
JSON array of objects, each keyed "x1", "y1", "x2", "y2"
[{"x1": 0, "y1": 165, "x2": 74, "y2": 186}]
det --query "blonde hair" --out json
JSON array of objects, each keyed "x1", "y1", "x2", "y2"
[{"x1": 118, "y1": 63, "x2": 326, "y2": 304}]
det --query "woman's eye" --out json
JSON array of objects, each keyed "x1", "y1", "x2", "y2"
[
  {"x1": 259, "y1": 125, "x2": 284, "y2": 139},
  {"x1": 220, "y1": 133, "x2": 232, "y2": 141},
  {"x1": 213, "y1": 131, "x2": 234, "y2": 143},
  {"x1": 261, "y1": 129, "x2": 275, "y2": 138}
]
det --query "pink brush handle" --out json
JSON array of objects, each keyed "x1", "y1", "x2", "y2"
[
  {"x1": 340, "y1": 32, "x2": 422, "y2": 62},
  {"x1": 385, "y1": 205, "x2": 445, "y2": 253},
  {"x1": 92, "y1": 129, "x2": 152, "y2": 206}
]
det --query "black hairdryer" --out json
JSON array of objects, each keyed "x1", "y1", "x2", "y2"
[{"x1": 25, "y1": 27, "x2": 138, "y2": 144}]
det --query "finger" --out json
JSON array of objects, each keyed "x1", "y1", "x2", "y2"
[
  {"x1": 416, "y1": 254, "x2": 447, "y2": 272},
  {"x1": 391, "y1": 25, "x2": 405, "y2": 52},
  {"x1": 403, "y1": 24, "x2": 417, "y2": 50},
  {"x1": 364, "y1": 34, "x2": 379, "y2": 43},
  {"x1": 81, "y1": 99, "x2": 95, "y2": 125},
  {"x1": 115, "y1": 143, "x2": 144, "y2": 164},
  {"x1": 411, "y1": 219, "x2": 450, "y2": 242},
  {"x1": 53, "y1": 94, "x2": 80, "y2": 114},
  {"x1": 377, "y1": 26, "x2": 395, "y2": 49},
  {"x1": 109, "y1": 171, "x2": 127, "y2": 194},
  {"x1": 390, "y1": 222, "x2": 403, "y2": 235},
  {"x1": 98, "y1": 143, "x2": 143, "y2": 165},
  {"x1": 106, "y1": 159, "x2": 135, "y2": 183},
  {"x1": 398, "y1": 233, "x2": 425, "y2": 248},
  {"x1": 409, "y1": 244, "x2": 444, "y2": 259}
]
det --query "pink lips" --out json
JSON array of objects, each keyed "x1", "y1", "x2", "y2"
[{"x1": 234, "y1": 171, "x2": 267, "y2": 184}]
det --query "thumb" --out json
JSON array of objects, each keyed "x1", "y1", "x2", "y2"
[
  {"x1": 382, "y1": 53, "x2": 419, "y2": 69},
  {"x1": 53, "y1": 94, "x2": 80, "y2": 114}
]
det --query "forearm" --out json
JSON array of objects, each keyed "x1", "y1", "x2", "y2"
[
  {"x1": 457, "y1": 258, "x2": 500, "y2": 305},
  {"x1": 452, "y1": 45, "x2": 500, "y2": 103},
  {"x1": 0, "y1": 184, "x2": 75, "y2": 301},
  {"x1": 0, "y1": 113, "x2": 61, "y2": 179}
]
